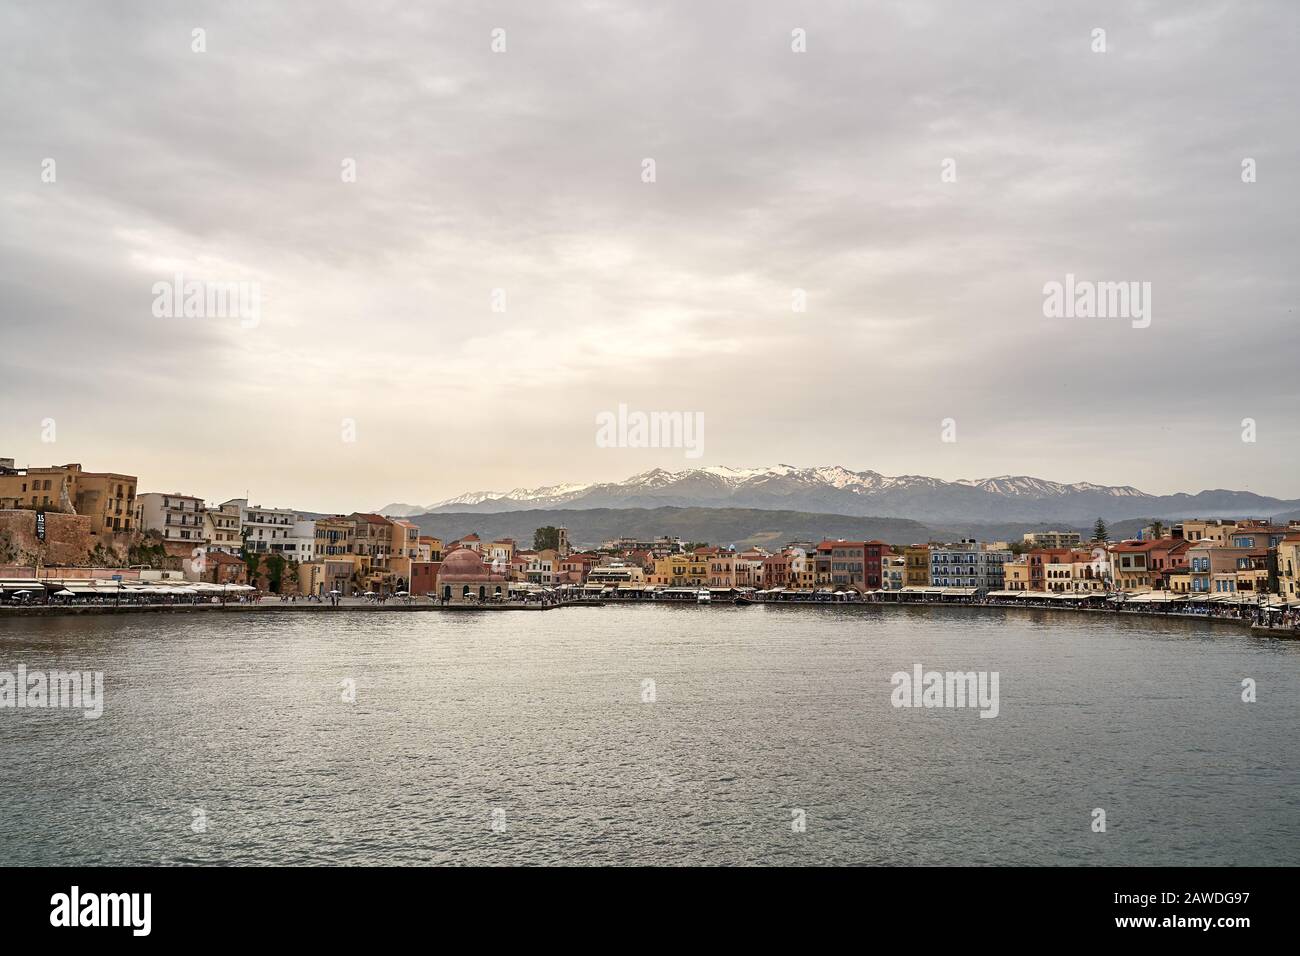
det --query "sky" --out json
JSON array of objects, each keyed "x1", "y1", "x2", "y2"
[{"x1": 1, "y1": 0, "x2": 1296, "y2": 513}]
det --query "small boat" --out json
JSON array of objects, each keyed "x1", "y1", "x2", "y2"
[
  {"x1": 733, "y1": 596, "x2": 754, "y2": 606},
  {"x1": 696, "y1": 588, "x2": 712, "y2": 605}
]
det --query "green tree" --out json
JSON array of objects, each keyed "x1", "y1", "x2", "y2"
[
  {"x1": 1149, "y1": 519, "x2": 1165, "y2": 539},
  {"x1": 264, "y1": 553, "x2": 287, "y2": 593},
  {"x1": 1092, "y1": 518, "x2": 1110, "y2": 543},
  {"x1": 534, "y1": 526, "x2": 560, "y2": 550}
]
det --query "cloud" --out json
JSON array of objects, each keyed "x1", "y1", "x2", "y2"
[{"x1": 0, "y1": 0, "x2": 1295, "y2": 509}]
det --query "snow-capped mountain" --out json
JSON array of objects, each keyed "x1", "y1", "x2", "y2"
[{"x1": 379, "y1": 466, "x2": 1298, "y2": 524}]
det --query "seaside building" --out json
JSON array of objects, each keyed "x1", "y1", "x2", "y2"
[
  {"x1": 881, "y1": 554, "x2": 905, "y2": 591},
  {"x1": 350, "y1": 513, "x2": 395, "y2": 569},
  {"x1": 436, "y1": 548, "x2": 507, "y2": 603},
  {"x1": 388, "y1": 519, "x2": 421, "y2": 559},
  {"x1": 525, "y1": 548, "x2": 561, "y2": 585},
  {"x1": 587, "y1": 562, "x2": 645, "y2": 587},
  {"x1": 227, "y1": 499, "x2": 297, "y2": 554},
  {"x1": 1187, "y1": 543, "x2": 1253, "y2": 593},
  {"x1": 1234, "y1": 552, "x2": 1270, "y2": 594},
  {"x1": 1002, "y1": 559, "x2": 1031, "y2": 591},
  {"x1": 1277, "y1": 535, "x2": 1300, "y2": 602},
  {"x1": 701, "y1": 548, "x2": 736, "y2": 588},
  {"x1": 903, "y1": 545, "x2": 930, "y2": 587},
  {"x1": 651, "y1": 552, "x2": 708, "y2": 587},
  {"x1": 1045, "y1": 549, "x2": 1107, "y2": 593},
  {"x1": 1109, "y1": 540, "x2": 1158, "y2": 592},
  {"x1": 733, "y1": 550, "x2": 767, "y2": 589},
  {"x1": 930, "y1": 540, "x2": 1012, "y2": 591},
  {"x1": 282, "y1": 518, "x2": 317, "y2": 563},
  {"x1": 557, "y1": 552, "x2": 596, "y2": 585},
  {"x1": 409, "y1": 560, "x2": 437, "y2": 597},
  {"x1": 135, "y1": 492, "x2": 208, "y2": 547},
  {"x1": 812, "y1": 540, "x2": 890, "y2": 591},
  {"x1": 203, "y1": 501, "x2": 242, "y2": 554},
  {"x1": 314, "y1": 516, "x2": 357, "y2": 558},
  {"x1": 298, "y1": 556, "x2": 359, "y2": 597},
  {"x1": 0, "y1": 462, "x2": 137, "y2": 535},
  {"x1": 199, "y1": 550, "x2": 249, "y2": 586},
  {"x1": 1027, "y1": 548, "x2": 1073, "y2": 591}
]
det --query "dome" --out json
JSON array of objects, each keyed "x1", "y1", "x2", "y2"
[
  {"x1": 436, "y1": 547, "x2": 500, "y2": 583},
  {"x1": 441, "y1": 548, "x2": 485, "y2": 574}
]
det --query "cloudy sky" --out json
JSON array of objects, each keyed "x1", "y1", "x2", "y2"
[{"x1": 1, "y1": 0, "x2": 1296, "y2": 512}]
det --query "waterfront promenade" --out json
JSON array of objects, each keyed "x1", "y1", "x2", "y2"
[{"x1": 1, "y1": 590, "x2": 1295, "y2": 637}]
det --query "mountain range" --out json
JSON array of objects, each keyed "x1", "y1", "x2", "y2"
[{"x1": 379, "y1": 465, "x2": 1300, "y2": 525}]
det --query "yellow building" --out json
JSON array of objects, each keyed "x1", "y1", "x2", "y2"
[
  {"x1": 1177, "y1": 520, "x2": 1237, "y2": 545},
  {"x1": 903, "y1": 545, "x2": 930, "y2": 587},
  {"x1": 1277, "y1": 535, "x2": 1300, "y2": 601},
  {"x1": 298, "y1": 558, "x2": 355, "y2": 597},
  {"x1": 1002, "y1": 559, "x2": 1032, "y2": 591},
  {"x1": 314, "y1": 516, "x2": 356, "y2": 557},
  {"x1": 0, "y1": 462, "x2": 137, "y2": 535},
  {"x1": 417, "y1": 536, "x2": 444, "y2": 562},
  {"x1": 388, "y1": 518, "x2": 421, "y2": 558},
  {"x1": 651, "y1": 553, "x2": 708, "y2": 586}
]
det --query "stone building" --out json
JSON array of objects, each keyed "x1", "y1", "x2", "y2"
[{"x1": 435, "y1": 548, "x2": 507, "y2": 603}]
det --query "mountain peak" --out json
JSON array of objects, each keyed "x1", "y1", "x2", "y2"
[{"x1": 397, "y1": 465, "x2": 1296, "y2": 525}]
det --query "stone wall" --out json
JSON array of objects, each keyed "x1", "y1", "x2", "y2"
[{"x1": 0, "y1": 510, "x2": 96, "y2": 567}]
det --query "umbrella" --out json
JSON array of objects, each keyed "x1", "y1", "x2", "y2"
[
  {"x1": 55, "y1": 589, "x2": 75, "y2": 597},
  {"x1": 328, "y1": 590, "x2": 342, "y2": 595},
  {"x1": 396, "y1": 591, "x2": 409, "y2": 596},
  {"x1": 364, "y1": 591, "x2": 376, "y2": 596}
]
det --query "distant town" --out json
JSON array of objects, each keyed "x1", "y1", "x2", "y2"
[{"x1": 2, "y1": 458, "x2": 1299, "y2": 618}]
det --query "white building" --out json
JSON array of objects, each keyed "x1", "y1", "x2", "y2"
[
  {"x1": 929, "y1": 540, "x2": 1013, "y2": 590},
  {"x1": 136, "y1": 492, "x2": 209, "y2": 546},
  {"x1": 227, "y1": 498, "x2": 297, "y2": 555},
  {"x1": 281, "y1": 518, "x2": 317, "y2": 563},
  {"x1": 881, "y1": 555, "x2": 906, "y2": 591},
  {"x1": 203, "y1": 501, "x2": 242, "y2": 554}
]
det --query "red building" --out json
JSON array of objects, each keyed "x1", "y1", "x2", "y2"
[
  {"x1": 409, "y1": 560, "x2": 437, "y2": 597},
  {"x1": 816, "y1": 540, "x2": 890, "y2": 591}
]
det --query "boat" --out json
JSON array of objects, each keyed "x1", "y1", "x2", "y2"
[
  {"x1": 733, "y1": 595, "x2": 754, "y2": 606},
  {"x1": 696, "y1": 588, "x2": 712, "y2": 605}
]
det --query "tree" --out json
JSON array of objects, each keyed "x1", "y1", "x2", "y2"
[
  {"x1": 1092, "y1": 518, "x2": 1110, "y2": 543},
  {"x1": 534, "y1": 526, "x2": 560, "y2": 551},
  {"x1": 1149, "y1": 519, "x2": 1165, "y2": 539},
  {"x1": 264, "y1": 553, "x2": 287, "y2": 593}
]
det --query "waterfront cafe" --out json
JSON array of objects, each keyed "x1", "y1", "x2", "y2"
[
  {"x1": 756, "y1": 587, "x2": 870, "y2": 603},
  {"x1": 875, "y1": 586, "x2": 981, "y2": 603},
  {"x1": 0, "y1": 578, "x2": 255, "y2": 605}
]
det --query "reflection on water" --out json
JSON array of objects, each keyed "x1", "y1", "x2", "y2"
[{"x1": 0, "y1": 604, "x2": 1297, "y2": 865}]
